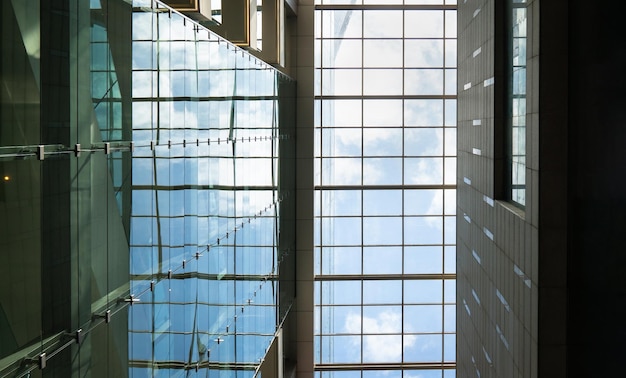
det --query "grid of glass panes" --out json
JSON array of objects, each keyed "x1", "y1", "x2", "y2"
[
  {"x1": 313, "y1": 1, "x2": 457, "y2": 377},
  {"x1": 127, "y1": 2, "x2": 294, "y2": 376}
]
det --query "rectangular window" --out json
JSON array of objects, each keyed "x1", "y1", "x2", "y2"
[{"x1": 506, "y1": 0, "x2": 527, "y2": 206}]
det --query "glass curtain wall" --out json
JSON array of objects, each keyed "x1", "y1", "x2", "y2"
[
  {"x1": 128, "y1": 1, "x2": 295, "y2": 377},
  {"x1": 0, "y1": 0, "x2": 294, "y2": 377},
  {"x1": 313, "y1": 1, "x2": 457, "y2": 377},
  {"x1": 1, "y1": 0, "x2": 132, "y2": 376}
]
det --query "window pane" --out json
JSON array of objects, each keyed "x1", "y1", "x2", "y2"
[
  {"x1": 405, "y1": 40, "x2": 444, "y2": 68},
  {"x1": 364, "y1": 11, "x2": 403, "y2": 38},
  {"x1": 363, "y1": 128, "x2": 403, "y2": 157},
  {"x1": 363, "y1": 69, "x2": 403, "y2": 95},
  {"x1": 364, "y1": 158, "x2": 403, "y2": 185},
  {"x1": 404, "y1": 305, "x2": 443, "y2": 333},
  {"x1": 404, "y1": 280, "x2": 443, "y2": 303},
  {"x1": 364, "y1": 39, "x2": 403, "y2": 67},
  {"x1": 405, "y1": 69, "x2": 444, "y2": 95},
  {"x1": 321, "y1": 281, "x2": 362, "y2": 305},
  {"x1": 405, "y1": 100, "x2": 444, "y2": 126},
  {"x1": 404, "y1": 216, "x2": 443, "y2": 245},
  {"x1": 363, "y1": 247, "x2": 403, "y2": 274},
  {"x1": 405, "y1": 10, "x2": 444, "y2": 38},
  {"x1": 323, "y1": 39, "x2": 362, "y2": 68},
  {"x1": 363, "y1": 280, "x2": 402, "y2": 304},
  {"x1": 404, "y1": 246, "x2": 444, "y2": 274},
  {"x1": 404, "y1": 158, "x2": 444, "y2": 185},
  {"x1": 363, "y1": 190, "x2": 402, "y2": 215},
  {"x1": 323, "y1": 10, "x2": 362, "y2": 38},
  {"x1": 364, "y1": 100, "x2": 403, "y2": 126},
  {"x1": 363, "y1": 217, "x2": 403, "y2": 245}
]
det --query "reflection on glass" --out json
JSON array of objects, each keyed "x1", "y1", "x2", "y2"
[{"x1": 127, "y1": 2, "x2": 295, "y2": 376}]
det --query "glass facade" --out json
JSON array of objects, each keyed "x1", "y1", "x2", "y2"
[
  {"x1": 313, "y1": 1, "x2": 457, "y2": 377},
  {"x1": 1, "y1": 1, "x2": 294, "y2": 377}
]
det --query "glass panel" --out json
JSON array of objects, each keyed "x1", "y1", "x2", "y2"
[
  {"x1": 321, "y1": 281, "x2": 362, "y2": 305},
  {"x1": 323, "y1": 39, "x2": 363, "y2": 68},
  {"x1": 363, "y1": 217, "x2": 403, "y2": 245},
  {"x1": 405, "y1": 128, "x2": 444, "y2": 157},
  {"x1": 363, "y1": 158, "x2": 403, "y2": 185},
  {"x1": 363, "y1": 190, "x2": 402, "y2": 215},
  {"x1": 322, "y1": 69, "x2": 363, "y2": 95},
  {"x1": 404, "y1": 305, "x2": 443, "y2": 333},
  {"x1": 405, "y1": 69, "x2": 444, "y2": 95},
  {"x1": 405, "y1": 40, "x2": 444, "y2": 68},
  {"x1": 322, "y1": 100, "x2": 363, "y2": 127},
  {"x1": 321, "y1": 335, "x2": 362, "y2": 363},
  {"x1": 364, "y1": 39, "x2": 403, "y2": 67},
  {"x1": 404, "y1": 158, "x2": 444, "y2": 185},
  {"x1": 363, "y1": 69, "x2": 403, "y2": 96},
  {"x1": 363, "y1": 11, "x2": 403, "y2": 38},
  {"x1": 363, "y1": 128, "x2": 403, "y2": 157},
  {"x1": 363, "y1": 280, "x2": 402, "y2": 304},
  {"x1": 404, "y1": 246, "x2": 444, "y2": 274},
  {"x1": 323, "y1": 10, "x2": 362, "y2": 38},
  {"x1": 364, "y1": 100, "x2": 403, "y2": 126},
  {"x1": 405, "y1": 100, "x2": 444, "y2": 126},
  {"x1": 363, "y1": 247, "x2": 403, "y2": 274},
  {"x1": 405, "y1": 10, "x2": 444, "y2": 38},
  {"x1": 320, "y1": 247, "x2": 362, "y2": 275}
]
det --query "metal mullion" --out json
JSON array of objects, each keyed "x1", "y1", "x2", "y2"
[
  {"x1": 316, "y1": 4, "x2": 458, "y2": 11},
  {"x1": 315, "y1": 361, "x2": 456, "y2": 371},
  {"x1": 359, "y1": 7, "x2": 365, "y2": 367},
  {"x1": 318, "y1": 6, "x2": 325, "y2": 366},
  {"x1": 441, "y1": 5, "x2": 447, "y2": 370},
  {"x1": 315, "y1": 184, "x2": 456, "y2": 191},
  {"x1": 314, "y1": 273, "x2": 457, "y2": 281},
  {"x1": 401, "y1": 6, "x2": 407, "y2": 367},
  {"x1": 314, "y1": 94, "x2": 456, "y2": 100}
]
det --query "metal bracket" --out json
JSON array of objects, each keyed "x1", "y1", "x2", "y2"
[
  {"x1": 64, "y1": 329, "x2": 85, "y2": 344},
  {"x1": 36, "y1": 353, "x2": 46, "y2": 369},
  {"x1": 119, "y1": 294, "x2": 139, "y2": 306},
  {"x1": 94, "y1": 310, "x2": 112, "y2": 323}
]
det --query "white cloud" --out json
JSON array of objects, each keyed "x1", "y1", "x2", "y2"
[{"x1": 344, "y1": 310, "x2": 416, "y2": 362}]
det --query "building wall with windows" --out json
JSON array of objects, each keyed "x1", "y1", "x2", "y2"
[
  {"x1": 457, "y1": 0, "x2": 626, "y2": 377},
  {"x1": 456, "y1": 0, "x2": 542, "y2": 376}
]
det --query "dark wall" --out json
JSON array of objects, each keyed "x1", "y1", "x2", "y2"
[{"x1": 567, "y1": 1, "x2": 626, "y2": 376}]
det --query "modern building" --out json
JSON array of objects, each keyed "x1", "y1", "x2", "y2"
[
  {"x1": 5, "y1": 0, "x2": 625, "y2": 377},
  {"x1": 2, "y1": 0, "x2": 457, "y2": 376}
]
